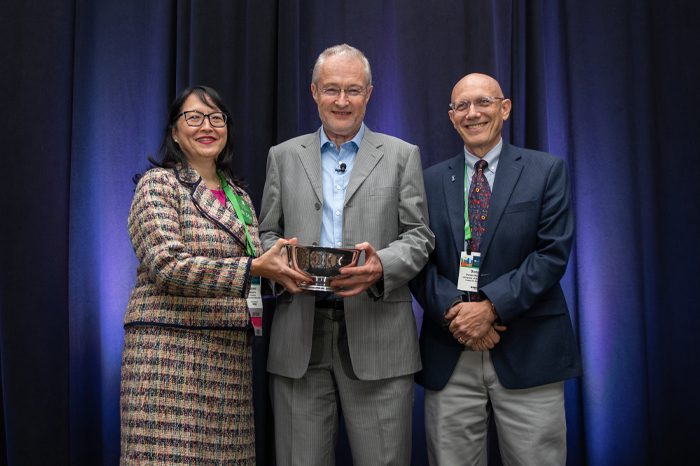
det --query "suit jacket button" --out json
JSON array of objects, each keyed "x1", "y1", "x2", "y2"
[{"x1": 315, "y1": 203, "x2": 321, "y2": 210}]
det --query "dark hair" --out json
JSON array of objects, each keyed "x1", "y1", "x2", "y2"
[{"x1": 144, "y1": 85, "x2": 244, "y2": 186}]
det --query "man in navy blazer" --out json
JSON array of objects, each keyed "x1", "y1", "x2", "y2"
[{"x1": 410, "y1": 73, "x2": 582, "y2": 465}]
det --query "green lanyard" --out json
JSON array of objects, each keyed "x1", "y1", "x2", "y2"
[
  {"x1": 217, "y1": 173, "x2": 257, "y2": 257},
  {"x1": 464, "y1": 163, "x2": 473, "y2": 245}
]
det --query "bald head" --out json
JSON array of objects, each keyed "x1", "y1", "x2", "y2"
[
  {"x1": 451, "y1": 73, "x2": 504, "y2": 103},
  {"x1": 448, "y1": 73, "x2": 511, "y2": 158}
]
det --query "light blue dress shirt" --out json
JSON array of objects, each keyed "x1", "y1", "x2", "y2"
[
  {"x1": 319, "y1": 123, "x2": 365, "y2": 248},
  {"x1": 464, "y1": 137, "x2": 502, "y2": 188}
]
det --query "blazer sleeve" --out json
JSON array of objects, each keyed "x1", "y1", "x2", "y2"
[
  {"x1": 258, "y1": 145, "x2": 285, "y2": 252},
  {"x1": 375, "y1": 145, "x2": 435, "y2": 296},
  {"x1": 410, "y1": 253, "x2": 463, "y2": 325},
  {"x1": 408, "y1": 164, "x2": 463, "y2": 325},
  {"x1": 480, "y1": 157, "x2": 574, "y2": 324},
  {"x1": 128, "y1": 170, "x2": 253, "y2": 298}
]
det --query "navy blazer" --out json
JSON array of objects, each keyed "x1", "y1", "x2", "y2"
[{"x1": 411, "y1": 142, "x2": 582, "y2": 390}]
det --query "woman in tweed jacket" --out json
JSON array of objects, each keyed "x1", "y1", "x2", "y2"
[{"x1": 120, "y1": 86, "x2": 305, "y2": 465}]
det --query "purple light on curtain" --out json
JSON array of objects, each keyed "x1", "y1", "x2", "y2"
[{"x1": 68, "y1": 1, "x2": 176, "y2": 463}]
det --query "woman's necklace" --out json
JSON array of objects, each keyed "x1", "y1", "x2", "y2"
[{"x1": 207, "y1": 178, "x2": 222, "y2": 190}]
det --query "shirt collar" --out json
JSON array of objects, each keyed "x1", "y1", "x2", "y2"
[
  {"x1": 463, "y1": 137, "x2": 503, "y2": 171},
  {"x1": 320, "y1": 122, "x2": 366, "y2": 150}
]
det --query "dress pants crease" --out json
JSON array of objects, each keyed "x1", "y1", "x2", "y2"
[{"x1": 272, "y1": 307, "x2": 413, "y2": 466}]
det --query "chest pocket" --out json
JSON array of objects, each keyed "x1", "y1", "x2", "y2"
[
  {"x1": 503, "y1": 200, "x2": 537, "y2": 214},
  {"x1": 370, "y1": 186, "x2": 399, "y2": 197}
]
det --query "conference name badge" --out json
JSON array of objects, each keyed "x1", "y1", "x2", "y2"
[
  {"x1": 234, "y1": 196, "x2": 254, "y2": 225},
  {"x1": 247, "y1": 276, "x2": 263, "y2": 336},
  {"x1": 457, "y1": 251, "x2": 480, "y2": 292}
]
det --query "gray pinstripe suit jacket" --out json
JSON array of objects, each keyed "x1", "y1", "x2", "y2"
[{"x1": 259, "y1": 126, "x2": 435, "y2": 380}]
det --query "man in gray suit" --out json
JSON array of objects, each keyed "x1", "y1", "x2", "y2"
[{"x1": 259, "y1": 44, "x2": 434, "y2": 466}]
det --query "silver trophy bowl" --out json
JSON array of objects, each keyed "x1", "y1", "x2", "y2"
[{"x1": 284, "y1": 244, "x2": 361, "y2": 292}]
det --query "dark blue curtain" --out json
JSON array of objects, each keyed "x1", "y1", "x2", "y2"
[{"x1": 1, "y1": 1, "x2": 698, "y2": 465}]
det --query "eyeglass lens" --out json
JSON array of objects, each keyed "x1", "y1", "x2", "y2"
[
  {"x1": 322, "y1": 86, "x2": 365, "y2": 97},
  {"x1": 183, "y1": 111, "x2": 227, "y2": 127},
  {"x1": 452, "y1": 98, "x2": 500, "y2": 113}
]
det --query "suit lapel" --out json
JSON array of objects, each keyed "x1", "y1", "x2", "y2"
[
  {"x1": 479, "y1": 142, "x2": 523, "y2": 260},
  {"x1": 345, "y1": 127, "x2": 383, "y2": 203},
  {"x1": 444, "y1": 153, "x2": 467, "y2": 254},
  {"x1": 176, "y1": 166, "x2": 253, "y2": 252},
  {"x1": 297, "y1": 130, "x2": 323, "y2": 203}
]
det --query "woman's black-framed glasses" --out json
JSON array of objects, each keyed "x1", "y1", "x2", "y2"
[{"x1": 175, "y1": 111, "x2": 228, "y2": 127}]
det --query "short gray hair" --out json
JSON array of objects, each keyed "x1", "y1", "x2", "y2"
[{"x1": 311, "y1": 44, "x2": 372, "y2": 87}]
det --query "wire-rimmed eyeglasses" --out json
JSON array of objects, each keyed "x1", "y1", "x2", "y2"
[
  {"x1": 318, "y1": 85, "x2": 369, "y2": 98},
  {"x1": 449, "y1": 96, "x2": 504, "y2": 114}
]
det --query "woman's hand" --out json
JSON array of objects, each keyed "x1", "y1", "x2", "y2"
[{"x1": 250, "y1": 238, "x2": 308, "y2": 294}]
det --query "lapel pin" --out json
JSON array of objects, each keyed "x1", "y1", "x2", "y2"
[{"x1": 451, "y1": 175, "x2": 455, "y2": 182}]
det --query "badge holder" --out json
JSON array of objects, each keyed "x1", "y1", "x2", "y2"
[{"x1": 247, "y1": 276, "x2": 263, "y2": 336}]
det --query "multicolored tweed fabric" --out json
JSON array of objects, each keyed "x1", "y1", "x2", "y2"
[
  {"x1": 124, "y1": 166, "x2": 263, "y2": 329},
  {"x1": 121, "y1": 165, "x2": 262, "y2": 464},
  {"x1": 121, "y1": 325, "x2": 255, "y2": 465}
]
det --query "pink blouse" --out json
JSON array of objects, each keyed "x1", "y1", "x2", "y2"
[{"x1": 211, "y1": 189, "x2": 226, "y2": 206}]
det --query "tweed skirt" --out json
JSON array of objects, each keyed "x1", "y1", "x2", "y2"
[{"x1": 120, "y1": 325, "x2": 255, "y2": 465}]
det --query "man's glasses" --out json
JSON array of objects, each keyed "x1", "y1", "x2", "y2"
[
  {"x1": 318, "y1": 85, "x2": 369, "y2": 98},
  {"x1": 449, "y1": 96, "x2": 504, "y2": 114},
  {"x1": 175, "y1": 111, "x2": 228, "y2": 127}
]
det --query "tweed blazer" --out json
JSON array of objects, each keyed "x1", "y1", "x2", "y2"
[
  {"x1": 124, "y1": 165, "x2": 263, "y2": 330},
  {"x1": 258, "y1": 126, "x2": 435, "y2": 380}
]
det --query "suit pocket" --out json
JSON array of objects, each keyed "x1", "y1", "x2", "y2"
[
  {"x1": 503, "y1": 200, "x2": 537, "y2": 214},
  {"x1": 521, "y1": 299, "x2": 567, "y2": 318},
  {"x1": 370, "y1": 186, "x2": 399, "y2": 197},
  {"x1": 383, "y1": 286, "x2": 412, "y2": 303},
  {"x1": 344, "y1": 186, "x2": 400, "y2": 247}
]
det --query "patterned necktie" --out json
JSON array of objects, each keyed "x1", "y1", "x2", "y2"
[{"x1": 468, "y1": 159, "x2": 491, "y2": 301}]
